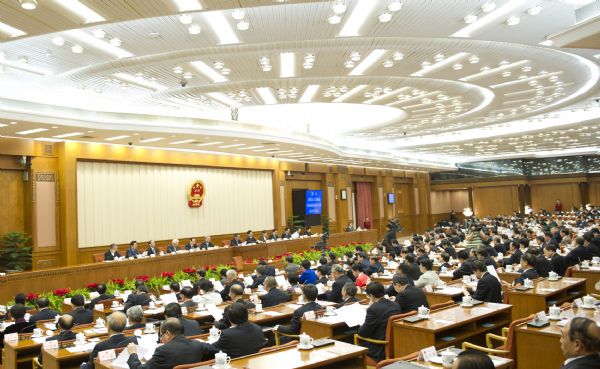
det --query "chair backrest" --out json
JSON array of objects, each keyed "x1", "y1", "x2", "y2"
[
  {"x1": 222, "y1": 240, "x2": 230, "y2": 247},
  {"x1": 93, "y1": 253, "x2": 105, "y2": 262},
  {"x1": 505, "y1": 314, "x2": 534, "y2": 359},
  {"x1": 564, "y1": 266, "x2": 574, "y2": 278},
  {"x1": 233, "y1": 256, "x2": 244, "y2": 271},
  {"x1": 100, "y1": 298, "x2": 120, "y2": 308},
  {"x1": 260, "y1": 340, "x2": 299, "y2": 353},
  {"x1": 375, "y1": 351, "x2": 420, "y2": 369},
  {"x1": 385, "y1": 311, "x2": 416, "y2": 359},
  {"x1": 502, "y1": 284, "x2": 510, "y2": 304},
  {"x1": 430, "y1": 300, "x2": 455, "y2": 311}
]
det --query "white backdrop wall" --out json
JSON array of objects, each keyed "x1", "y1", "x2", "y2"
[{"x1": 77, "y1": 161, "x2": 274, "y2": 248}]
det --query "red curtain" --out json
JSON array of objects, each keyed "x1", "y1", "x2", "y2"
[{"x1": 356, "y1": 182, "x2": 373, "y2": 229}]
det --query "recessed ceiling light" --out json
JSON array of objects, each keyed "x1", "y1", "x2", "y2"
[
  {"x1": 452, "y1": 63, "x2": 463, "y2": 70},
  {"x1": 109, "y1": 37, "x2": 122, "y2": 46},
  {"x1": 328, "y1": 14, "x2": 341, "y2": 24},
  {"x1": 468, "y1": 55, "x2": 479, "y2": 63},
  {"x1": 452, "y1": 1, "x2": 524, "y2": 37},
  {"x1": 53, "y1": 132, "x2": 83, "y2": 138},
  {"x1": 387, "y1": 0, "x2": 402, "y2": 12},
  {"x1": 188, "y1": 24, "x2": 201, "y2": 34},
  {"x1": 280, "y1": 52, "x2": 295, "y2": 78},
  {"x1": 17, "y1": 128, "x2": 48, "y2": 135},
  {"x1": 383, "y1": 60, "x2": 394, "y2": 68},
  {"x1": 332, "y1": 0, "x2": 347, "y2": 14},
  {"x1": 539, "y1": 40, "x2": 553, "y2": 46},
  {"x1": 464, "y1": 14, "x2": 478, "y2": 24},
  {"x1": 349, "y1": 49, "x2": 387, "y2": 75},
  {"x1": 179, "y1": 14, "x2": 193, "y2": 24},
  {"x1": 53, "y1": 0, "x2": 105, "y2": 24},
  {"x1": 71, "y1": 44, "x2": 83, "y2": 53},
  {"x1": 344, "y1": 60, "x2": 355, "y2": 68},
  {"x1": 190, "y1": 60, "x2": 228, "y2": 83},
  {"x1": 236, "y1": 20, "x2": 250, "y2": 31},
  {"x1": 0, "y1": 21, "x2": 27, "y2": 38},
  {"x1": 66, "y1": 30, "x2": 133, "y2": 58},
  {"x1": 139, "y1": 137, "x2": 164, "y2": 143},
  {"x1": 231, "y1": 9, "x2": 245, "y2": 20},
  {"x1": 19, "y1": 0, "x2": 37, "y2": 10},
  {"x1": 506, "y1": 16, "x2": 520, "y2": 26},
  {"x1": 481, "y1": 2, "x2": 496, "y2": 12},
  {"x1": 51, "y1": 36, "x2": 65, "y2": 46},
  {"x1": 393, "y1": 51, "x2": 404, "y2": 61},
  {"x1": 172, "y1": 0, "x2": 202, "y2": 12},
  {"x1": 378, "y1": 12, "x2": 392, "y2": 23},
  {"x1": 92, "y1": 29, "x2": 106, "y2": 38}
]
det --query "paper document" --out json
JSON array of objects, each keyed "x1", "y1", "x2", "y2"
[
  {"x1": 335, "y1": 303, "x2": 367, "y2": 327},
  {"x1": 206, "y1": 304, "x2": 224, "y2": 320},
  {"x1": 160, "y1": 293, "x2": 178, "y2": 305}
]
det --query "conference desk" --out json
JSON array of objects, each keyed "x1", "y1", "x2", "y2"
[
  {"x1": 94, "y1": 340, "x2": 368, "y2": 369},
  {"x1": 0, "y1": 230, "x2": 378, "y2": 303},
  {"x1": 571, "y1": 266, "x2": 600, "y2": 294},
  {"x1": 392, "y1": 302, "x2": 512, "y2": 357},
  {"x1": 515, "y1": 307, "x2": 599, "y2": 369},
  {"x1": 301, "y1": 304, "x2": 368, "y2": 340},
  {"x1": 507, "y1": 278, "x2": 586, "y2": 319},
  {"x1": 381, "y1": 347, "x2": 513, "y2": 369}
]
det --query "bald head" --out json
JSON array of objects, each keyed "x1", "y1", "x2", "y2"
[
  {"x1": 561, "y1": 317, "x2": 600, "y2": 359},
  {"x1": 107, "y1": 311, "x2": 127, "y2": 333},
  {"x1": 58, "y1": 314, "x2": 74, "y2": 330}
]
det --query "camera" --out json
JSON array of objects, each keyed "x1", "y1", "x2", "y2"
[
  {"x1": 180, "y1": 80, "x2": 187, "y2": 88},
  {"x1": 128, "y1": 142, "x2": 133, "y2": 146}
]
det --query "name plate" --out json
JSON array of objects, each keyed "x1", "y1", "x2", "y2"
[
  {"x1": 98, "y1": 349, "x2": 117, "y2": 361},
  {"x1": 94, "y1": 304, "x2": 104, "y2": 311},
  {"x1": 419, "y1": 346, "x2": 437, "y2": 362},
  {"x1": 4, "y1": 333, "x2": 18, "y2": 342},
  {"x1": 43, "y1": 340, "x2": 59, "y2": 350},
  {"x1": 303, "y1": 311, "x2": 316, "y2": 320}
]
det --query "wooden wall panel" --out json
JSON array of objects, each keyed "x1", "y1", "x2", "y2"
[
  {"x1": 430, "y1": 190, "x2": 468, "y2": 214},
  {"x1": 472, "y1": 186, "x2": 520, "y2": 217},
  {"x1": 588, "y1": 182, "x2": 600, "y2": 205},
  {"x1": 531, "y1": 183, "x2": 581, "y2": 212},
  {"x1": 0, "y1": 170, "x2": 25, "y2": 235}
]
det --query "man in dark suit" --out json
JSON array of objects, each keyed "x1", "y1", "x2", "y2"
[
  {"x1": 257, "y1": 260, "x2": 276, "y2": 276},
  {"x1": 82, "y1": 312, "x2": 137, "y2": 369},
  {"x1": 179, "y1": 287, "x2": 197, "y2": 308},
  {"x1": 392, "y1": 274, "x2": 429, "y2": 313},
  {"x1": 166, "y1": 239, "x2": 179, "y2": 253},
  {"x1": 0, "y1": 305, "x2": 34, "y2": 348},
  {"x1": 259, "y1": 231, "x2": 269, "y2": 243},
  {"x1": 229, "y1": 234, "x2": 241, "y2": 246},
  {"x1": 215, "y1": 285, "x2": 255, "y2": 330},
  {"x1": 184, "y1": 238, "x2": 198, "y2": 251},
  {"x1": 276, "y1": 285, "x2": 321, "y2": 339},
  {"x1": 559, "y1": 317, "x2": 600, "y2": 369},
  {"x1": 513, "y1": 253, "x2": 539, "y2": 286},
  {"x1": 453, "y1": 250, "x2": 474, "y2": 280},
  {"x1": 250, "y1": 266, "x2": 268, "y2": 289},
  {"x1": 210, "y1": 303, "x2": 267, "y2": 358},
  {"x1": 123, "y1": 284, "x2": 152, "y2": 312},
  {"x1": 126, "y1": 241, "x2": 140, "y2": 259},
  {"x1": 319, "y1": 265, "x2": 353, "y2": 303},
  {"x1": 404, "y1": 254, "x2": 422, "y2": 281},
  {"x1": 544, "y1": 244, "x2": 567, "y2": 276},
  {"x1": 127, "y1": 318, "x2": 214, "y2": 369},
  {"x1": 104, "y1": 243, "x2": 121, "y2": 261},
  {"x1": 38, "y1": 315, "x2": 76, "y2": 364},
  {"x1": 468, "y1": 261, "x2": 502, "y2": 303},
  {"x1": 199, "y1": 236, "x2": 213, "y2": 250},
  {"x1": 476, "y1": 247, "x2": 498, "y2": 269},
  {"x1": 67, "y1": 294, "x2": 93, "y2": 325},
  {"x1": 584, "y1": 232, "x2": 600, "y2": 257},
  {"x1": 505, "y1": 241, "x2": 523, "y2": 267},
  {"x1": 164, "y1": 303, "x2": 202, "y2": 337},
  {"x1": 89, "y1": 284, "x2": 114, "y2": 308},
  {"x1": 269, "y1": 230, "x2": 279, "y2": 240},
  {"x1": 281, "y1": 228, "x2": 292, "y2": 239},
  {"x1": 357, "y1": 282, "x2": 402, "y2": 362},
  {"x1": 261, "y1": 276, "x2": 291, "y2": 308},
  {"x1": 125, "y1": 306, "x2": 145, "y2": 330},
  {"x1": 528, "y1": 246, "x2": 552, "y2": 277},
  {"x1": 146, "y1": 240, "x2": 158, "y2": 256},
  {"x1": 338, "y1": 283, "x2": 360, "y2": 307},
  {"x1": 565, "y1": 237, "x2": 592, "y2": 266},
  {"x1": 29, "y1": 297, "x2": 59, "y2": 323},
  {"x1": 220, "y1": 269, "x2": 244, "y2": 302},
  {"x1": 245, "y1": 230, "x2": 258, "y2": 244}
]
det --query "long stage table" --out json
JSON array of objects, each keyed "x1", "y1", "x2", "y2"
[{"x1": 0, "y1": 230, "x2": 377, "y2": 303}]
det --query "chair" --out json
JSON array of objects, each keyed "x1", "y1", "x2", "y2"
[
  {"x1": 461, "y1": 314, "x2": 534, "y2": 364},
  {"x1": 430, "y1": 300, "x2": 455, "y2": 311},
  {"x1": 173, "y1": 359, "x2": 215, "y2": 369},
  {"x1": 232, "y1": 256, "x2": 244, "y2": 271},
  {"x1": 274, "y1": 330, "x2": 300, "y2": 346},
  {"x1": 32, "y1": 356, "x2": 42, "y2": 369},
  {"x1": 93, "y1": 253, "x2": 105, "y2": 263},
  {"x1": 564, "y1": 266, "x2": 574, "y2": 278},
  {"x1": 374, "y1": 351, "x2": 420, "y2": 369},
  {"x1": 221, "y1": 240, "x2": 230, "y2": 247},
  {"x1": 353, "y1": 311, "x2": 416, "y2": 366}
]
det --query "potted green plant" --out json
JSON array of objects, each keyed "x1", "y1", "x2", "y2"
[{"x1": 0, "y1": 232, "x2": 32, "y2": 272}]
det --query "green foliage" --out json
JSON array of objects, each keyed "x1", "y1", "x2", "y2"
[
  {"x1": 321, "y1": 215, "x2": 331, "y2": 234},
  {"x1": 0, "y1": 232, "x2": 32, "y2": 272},
  {"x1": 287, "y1": 215, "x2": 304, "y2": 230},
  {"x1": 173, "y1": 270, "x2": 198, "y2": 284},
  {"x1": 146, "y1": 275, "x2": 170, "y2": 293}
]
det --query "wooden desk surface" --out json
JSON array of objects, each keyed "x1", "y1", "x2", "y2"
[
  {"x1": 95, "y1": 340, "x2": 367, "y2": 369},
  {"x1": 571, "y1": 266, "x2": 600, "y2": 294},
  {"x1": 509, "y1": 278, "x2": 586, "y2": 296},
  {"x1": 515, "y1": 307, "x2": 600, "y2": 369},
  {"x1": 508, "y1": 278, "x2": 586, "y2": 320}
]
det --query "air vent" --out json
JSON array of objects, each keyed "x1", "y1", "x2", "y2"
[
  {"x1": 43, "y1": 144, "x2": 53, "y2": 156},
  {"x1": 79, "y1": 135, "x2": 97, "y2": 139}
]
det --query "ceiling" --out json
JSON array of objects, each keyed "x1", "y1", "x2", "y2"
[{"x1": 0, "y1": 0, "x2": 599, "y2": 171}]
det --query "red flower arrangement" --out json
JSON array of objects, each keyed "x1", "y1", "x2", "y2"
[
  {"x1": 182, "y1": 268, "x2": 195, "y2": 274},
  {"x1": 205, "y1": 265, "x2": 217, "y2": 271},
  {"x1": 26, "y1": 293, "x2": 39, "y2": 301},
  {"x1": 111, "y1": 278, "x2": 125, "y2": 286},
  {"x1": 86, "y1": 283, "x2": 98, "y2": 290},
  {"x1": 136, "y1": 275, "x2": 149, "y2": 282},
  {"x1": 274, "y1": 255, "x2": 283, "y2": 260},
  {"x1": 160, "y1": 271, "x2": 174, "y2": 278},
  {"x1": 53, "y1": 288, "x2": 70, "y2": 297},
  {"x1": 244, "y1": 259, "x2": 253, "y2": 264}
]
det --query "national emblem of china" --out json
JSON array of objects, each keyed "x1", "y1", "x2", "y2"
[{"x1": 187, "y1": 180, "x2": 205, "y2": 208}]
